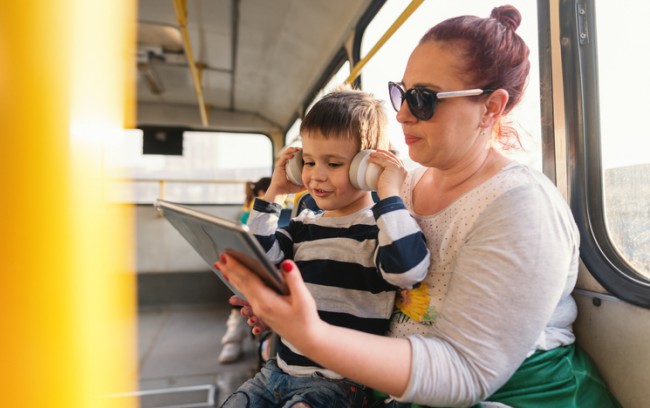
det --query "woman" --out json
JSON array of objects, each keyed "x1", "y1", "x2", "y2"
[{"x1": 216, "y1": 5, "x2": 620, "y2": 407}]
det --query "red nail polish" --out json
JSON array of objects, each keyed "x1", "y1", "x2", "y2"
[
  {"x1": 281, "y1": 261, "x2": 293, "y2": 273},
  {"x1": 220, "y1": 254, "x2": 227, "y2": 263},
  {"x1": 214, "y1": 263, "x2": 221, "y2": 271}
]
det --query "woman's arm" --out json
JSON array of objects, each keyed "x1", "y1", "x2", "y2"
[
  {"x1": 402, "y1": 183, "x2": 579, "y2": 406},
  {"x1": 215, "y1": 256, "x2": 413, "y2": 396}
]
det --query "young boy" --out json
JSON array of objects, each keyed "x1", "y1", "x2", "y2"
[{"x1": 221, "y1": 88, "x2": 430, "y2": 408}]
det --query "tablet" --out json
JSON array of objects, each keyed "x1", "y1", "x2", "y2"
[{"x1": 154, "y1": 199, "x2": 289, "y2": 299}]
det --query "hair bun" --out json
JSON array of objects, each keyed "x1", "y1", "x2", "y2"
[{"x1": 490, "y1": 5, "x2": 522, "y2": 31}]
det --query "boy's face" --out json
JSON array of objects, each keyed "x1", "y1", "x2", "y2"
[{"x1": 301, "y1": 131, "x2": 374, "y2": 217}]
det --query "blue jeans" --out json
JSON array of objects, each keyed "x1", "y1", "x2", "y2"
[{"x1": 221, "y1": 358, "x2": 369, "y2": 408}]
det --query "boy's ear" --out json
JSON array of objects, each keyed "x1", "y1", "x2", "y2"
[{"x1": 481, "y1": 89, "x2": 509, "y2": 128}]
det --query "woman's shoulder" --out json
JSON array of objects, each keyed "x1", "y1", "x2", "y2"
[
  {"x1": 498, "y1": 162, "x2": 569, "y2": 201},
  {"x1": 489, "y1": 161, "x2": 557, "y2": 193},
  {"x1": 455, "y1": 161, "x2": 568, "y2": 218},
  {"x1": 405, "y1": 161, "x2": 548, "y2": 192},
  {"x1": 484, "y1": 162, "x2": 578, "y2": 231}
]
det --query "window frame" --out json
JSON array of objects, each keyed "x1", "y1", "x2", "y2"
[{"x1": 560, "y1": 0, "x2": 650, "y2": 308}]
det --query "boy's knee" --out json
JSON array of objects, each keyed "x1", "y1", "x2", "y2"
[{"x1": 221, "y1": 391, "x2": 251, "y2": 407}]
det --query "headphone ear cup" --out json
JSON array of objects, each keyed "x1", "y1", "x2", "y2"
[
  {"x1": 349, "y1": 150, "x2": 380, "y2": 191},
  {"x1": 285, "y1": 150, "x2": 304, "y2": 186}
]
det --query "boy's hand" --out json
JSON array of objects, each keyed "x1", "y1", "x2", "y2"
[
  {"x1": 369, "y1": 149, "x2": 407, "y2": 200},
  {"x1": 263, "y1": 147, "x2": 305, "y2": 204}
]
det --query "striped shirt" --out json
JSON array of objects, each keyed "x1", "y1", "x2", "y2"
[{"x1": 248, "y1": 195, "x2": 430, "y2": 379}]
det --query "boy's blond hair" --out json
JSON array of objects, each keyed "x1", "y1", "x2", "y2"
[{"x1": 299, "y1": 85, "x2": 389, "y2": 151}]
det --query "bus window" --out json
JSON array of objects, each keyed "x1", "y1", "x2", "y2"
[
  {"x1": 562, "y1": 0, "x2": 650, "y2": 307},
  {"x1": 596, "y1": 3, "x2": 650, "y2": 278},
  {"x1": 105, "y1": 130, "x2": 273, "y2": 204},
  {"x1": 359, "y1": 0, "x2": 542, "y2": 171}
]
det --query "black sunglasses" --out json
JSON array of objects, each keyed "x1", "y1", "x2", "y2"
[{"x1": 388, "y1": 81, "x2": 492, "y2": 121}]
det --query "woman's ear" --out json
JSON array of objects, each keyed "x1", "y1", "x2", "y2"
[{"x1": 481, "y1": 89, "x2": 509, "y2": 128}]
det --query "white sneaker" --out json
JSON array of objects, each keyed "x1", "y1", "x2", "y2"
[
  {"x1": 218, "y1": 309, "x2": 248, "y2": 364},
  {"x1": 218, "y1": 341, "x2": 243, "y2": 364},
  {"x1": 221, "y1": 309, "x2": 248, "y2": 344}
]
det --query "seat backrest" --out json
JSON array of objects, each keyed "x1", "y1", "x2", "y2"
[
  {"x1": 291, "y1": 191, "x2": 321, "y2": 218},
  {"x1": 277, "y1": 208, "x2": 292, "y2": 228}
]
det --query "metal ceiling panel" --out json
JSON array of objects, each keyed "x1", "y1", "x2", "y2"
[{"x1": 137, "y1": 0, "x2": 374, "y2": 132}]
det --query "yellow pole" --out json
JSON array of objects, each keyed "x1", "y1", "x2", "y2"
[
  {"x1": 173, "y1": 0, "x2": 210, "y2": 126},
  {"x1": 345, "y1": 0, "x2": 424, "y2": 85},
  {"x1": 0, "y1": 1, "x2": 137, "y2": 407}
]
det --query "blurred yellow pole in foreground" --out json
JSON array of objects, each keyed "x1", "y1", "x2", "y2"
[{"x1": 0, "y1": 1, "x2": 137, "y2": 407}]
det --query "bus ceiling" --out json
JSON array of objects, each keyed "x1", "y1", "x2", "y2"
[{"x1": 135, "y1": 0, "x2": 422, "y2": 136}]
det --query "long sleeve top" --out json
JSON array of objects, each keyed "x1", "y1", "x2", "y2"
[{"x1": 393, "y1": 163, "x2": 579, "y2": 406}]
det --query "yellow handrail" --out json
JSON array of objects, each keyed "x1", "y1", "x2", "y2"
[
  {"x1": 173, "y1": 0, "x2": 209, "y2": 126},
  {"x1": 345, "y1": 0, "x2": 424, "y2": 85},
  {"x1": 116, "y1": 177, "x2": 249, "y2": 185},
  {"x1": 110, "y1": 178, "x2": 250, "y2": 201}
]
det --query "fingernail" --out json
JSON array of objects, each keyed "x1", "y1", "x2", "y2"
[
  {"x1": 252, "y1": 327, "x2": 261, "y2": 336},
  {"x1": 220, "y1": 254, "x2": 227, "y2": 263},
  {"x1": 248, "y1": 317, "x2": 257, "y2": 325},
  {"x1": 213, "y1": 263, "x2": 221, "y2": 271},
  {"x1": 281, "y1": 261, "x2": 293, "y2": 273},
  {"x1": 223, "y1": 274, "x2": 230, "y2": 282}
]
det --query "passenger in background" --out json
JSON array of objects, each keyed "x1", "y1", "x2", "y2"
[
  {"x1": 239, "y1": 177, "x2": 272, "y2": 226},
  {"x1": 220, "y1": 87, "x2": 430, "y2": 407},
  {"x1": 218, "y1": 177, "x2": 271, "y2": 364},
  {"x1": 215, "y1": 5, "x2": 621, "y2": 407}
]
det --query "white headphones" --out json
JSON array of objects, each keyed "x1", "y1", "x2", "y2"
[{"x1": 285, "y1": 149, "x2": 381, "y2": 191}]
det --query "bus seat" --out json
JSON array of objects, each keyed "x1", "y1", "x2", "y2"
[
  {"x1": 291, "y1": 190, "x2": 320, "y2": 217},
  {"x1": 277, "y1": 208, "x2": 292, "y2": 228}
]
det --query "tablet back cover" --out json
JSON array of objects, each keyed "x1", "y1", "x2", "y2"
[{"x1": 155, "y1": 199, "x2": 288, "y2": 299}]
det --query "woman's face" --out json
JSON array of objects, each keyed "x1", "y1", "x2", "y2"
[{"x1": 396, "y1": 41, "x2": 490, "y2": 170}]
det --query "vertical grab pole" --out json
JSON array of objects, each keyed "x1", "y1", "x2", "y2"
[{"x1": 0, "y1": 1, "x2": 138, "y2": 407}]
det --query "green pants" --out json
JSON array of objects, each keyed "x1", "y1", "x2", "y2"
[{"x1": 373, "y1": 344, "x2": 621, "y2": 407}]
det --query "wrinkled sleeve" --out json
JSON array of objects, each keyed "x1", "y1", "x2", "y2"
[{"x1": 373, "y1": 196, "x2": 430, "y2": 289}]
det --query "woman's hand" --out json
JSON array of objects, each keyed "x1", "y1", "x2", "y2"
[
  {"x1": 370, "y1": 149, "x2": 408, "y2": 200},
  {"x1": 214, "y1": 254, "x2": 324, "y2": 345}
]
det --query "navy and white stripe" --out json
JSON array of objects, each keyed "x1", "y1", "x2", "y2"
[{"x1": 247, "y1": 196, "x2": 429, "y2": 378}]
